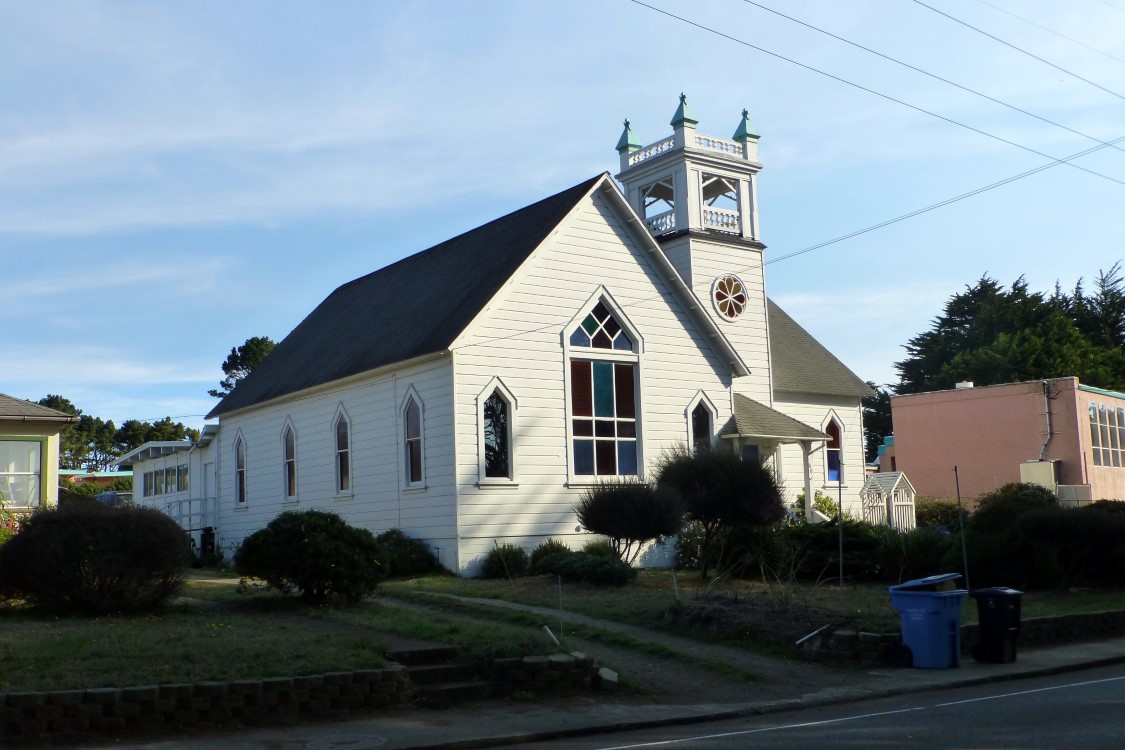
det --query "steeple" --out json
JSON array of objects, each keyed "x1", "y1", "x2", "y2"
[
  {"x1": 614, "y1": 96, "x2": 763, "y2": 244},
  {"x1": 615, "y1": 119, "x2": 641, "y2": 155},
  {"x1": 670, "y1": 93, "x2": 698, "y2": 128}
]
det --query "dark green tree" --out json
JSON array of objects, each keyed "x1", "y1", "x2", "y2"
[
  {"x1": 862, "y1": 382, "x2": 893, "y2": 462},
  {"x1": 209, "y1": 336, "x2": 276, "y2": 398},
  {"x1": 656, "y1": 446, "x2": 785, "y2": 578},
  {"x1": 896, "y1": 273, "x2": 1125, "y2": 393},
  {"x1": 37, "y1": 395, "x2": 84, "y2": 469}
]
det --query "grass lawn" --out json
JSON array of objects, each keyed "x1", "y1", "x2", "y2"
[
  {"x1": 386, "y1": 571, "x2": 1125, "y2": 635},
  {"x1": 4, "y1": 568, "x2": 1124, "y2": 694}
]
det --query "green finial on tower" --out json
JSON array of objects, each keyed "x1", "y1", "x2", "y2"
[
  {"x1": 732, "y1": 108, "x2": 760, "y2": 142},
  {"x1": 670, "y1": 93, "x2": 698, "y2": 128},
  {"x1": 615, "y1": 118, "x2": 641, "y2": 154}
]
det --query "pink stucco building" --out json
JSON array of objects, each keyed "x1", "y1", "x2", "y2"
[{"x1": 886, "y1": 377, "x2": 1125, "y2": 503}]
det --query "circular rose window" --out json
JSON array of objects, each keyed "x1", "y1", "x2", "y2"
[{"x1": 712, "y1": 274, "x2": 747, "y2": 320}]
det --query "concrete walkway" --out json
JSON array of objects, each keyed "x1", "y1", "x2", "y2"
[{"x1": 94, "y1": 594, "x2": 1125, "y2": 750}]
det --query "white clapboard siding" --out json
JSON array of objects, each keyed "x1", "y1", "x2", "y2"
[
  {"x1": 451, "y1": 189, "x2": 735, "y2": 574},
  {"x1": 215, "y1": 357, "x2": 461, "y2": 572},
  {"x1": 773, "y1": 392, "x2": 866, "y2": 514}
]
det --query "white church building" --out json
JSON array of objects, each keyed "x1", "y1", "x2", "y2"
[{"x1": 118, "y1": 97, "x2": 872, "y2": 575}]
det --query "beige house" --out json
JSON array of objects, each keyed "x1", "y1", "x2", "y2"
[{"x1": 0, "y1": 393, "x2": 77, "y2": 511}]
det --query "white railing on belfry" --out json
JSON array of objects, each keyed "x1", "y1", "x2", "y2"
[
  {"x1": 628, "y1": 137, "x2": 676, "y2": 167},
  {"x1": 645, "y1": 210, "x2": 676, "y2": 234},
  {"x1": 695, "y1": 134, "x2": 744, "y2": 157},
  {"x1": 703, "y1": 207, "x2": 740, "y2": 233}
]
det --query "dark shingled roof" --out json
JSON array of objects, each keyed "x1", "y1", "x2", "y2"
[
  {"x1": 0, "y1": 394, "x2": 77, "y2": 422},
  {"x1": 767, "y1": 299, "x2": 874, "y2": 399},
  {"x1": 209, "y1": 175, "x2": 604, "y2": 418},
  {"x1": 720, "y1": 393, "x2": 828, "y2": 441}
]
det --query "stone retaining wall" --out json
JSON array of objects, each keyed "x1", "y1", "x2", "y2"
[
  {"x1": 0, "y1": 667, "x2": 412, "y2": 745},
  {"x1": 818, "y1": 609, "x2": 1125, "y2": 665},
  {"x1": 488, "y1": 651, "x2": 604, "y2": 692}
]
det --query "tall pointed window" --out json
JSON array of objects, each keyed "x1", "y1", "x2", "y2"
[
  {"x1": 283, "y1": 425, "x2": 297, "y2": 499},
  {"x1": 826, "y1": 420, "x2": 842, "y2": 483},
  {"x1": 404, "y1": 396, "x2": 423, "y2": 486},
  {"x1": 691, "y1": 402, "x2": 712, "y2": 453},
  {"x1": 235, "y1": 436, "x2": 247, "y2": 504},
  {"x1": 569, "y1": 300, "x2": 640, "y2": 477},
  {"x1": 335, "y1": 414, "x2": 351, "y2": 492},
  {"x1": 483, "y1": 390, "x2": 511, "y2": 479}
]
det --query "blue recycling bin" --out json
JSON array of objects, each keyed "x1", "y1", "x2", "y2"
[{"x1": 888, "y1": 573, "x2": 968, "y2": 669}]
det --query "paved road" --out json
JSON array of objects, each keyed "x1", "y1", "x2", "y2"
[{"x1": 506, "y1": 663, "x2": 1125, "y2": 750}]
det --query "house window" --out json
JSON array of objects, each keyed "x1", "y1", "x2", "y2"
[
  {"x1": 143, "y1": 471, "x2": 154, "y2": 497},
  {"x1": 483, "y1": 390, "x2": 512, "y2": 479},
  {"x1": 235, "y1": 437, "x2": 247, "y2": 504},
  {"x1": 165, "y1": 467, "x2": 177, "y2": 493},
  {"x1": 283, "y1": 425, "x2": 297, "y2": 498},
  {"x1": 154, "y1": 468, "x2": 165, "y2": 495},
  {"x1": 1090, "y1": 402, "x2": 1125, "y2": 468},
  {"x1": 570, "y1": 360, "x2": 638, "y2": 476},
  {"x1": 178, "y1": 464, "x2": 189, "y2": 493},
  {"x1": 691, "y1": 402, "x2": 712, "y2": 453},
  {"x1": 826, "y1": 420, "x2": 842, "y2": 483},
  {"x1": 335, "y1": 415, "x2": 351, "y2": 493},
  {"x1": 0, "y1": 440, "x2": 42, "y2": 507},
  {"x1": 403, "y1": 396, "x2": 423, "y2": 486}
]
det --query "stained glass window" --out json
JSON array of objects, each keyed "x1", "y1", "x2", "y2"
[
  {"x1": 713, "y1": 275, "x2": 747, "y2": 320},
  {"x1": 404, "y1": 397, "x2": 423, "y2": 485},
  {"x1": 235, "y1": 437, "x2": 246, "y2": 503},
  {"x1": 691, "y1": 403, "x2": 712, "y2": 453},
  {"x1": 335, "y1": 415, "x2": 351, "y2": 492},
  {"x1": 571, "y1": 360, "x2": 638, "y2": 476},
  {"x1": 483, "y1": 390, "x2": 511, "y2": 478},
  {"x1": 283, "y1": 426, "x2": 297, "y2": 498},
  {"x1": 826, "y1": 420, "x2": 842, "y2": 483},
  {"x1": 569, "y1": 302, "x2": 633, "y2": 350}
]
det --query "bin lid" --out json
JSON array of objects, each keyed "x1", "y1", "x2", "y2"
[
  {"x1": 972, "y1": 587, "x2": 1023, "y2": 597},
  {"x1": 888, "y1": 572, "x2": 962, "y2": 592}
]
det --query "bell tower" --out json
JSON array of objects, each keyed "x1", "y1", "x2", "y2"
[{"x1": 615, "y1": 95, "x2": 772, "y2": 404}]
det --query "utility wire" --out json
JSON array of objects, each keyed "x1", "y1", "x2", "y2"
[
  {"x1": 453, "y1": 132, "x2": 1125, "y2": 353},
  {"x1": 627, "y1": 0, "x2": 1125, "y2": 188},
  {"x1": 766, "y1": 134, "x2": 1125, "y2": 264},
  {"x1": 1093, "y1": 0, "x2": 1125, "y2": 14},
  {"x1": 911, "y1": 0, "x2": 1125, "y2": 101},
  {"x1": 972, "y1": 0, "x2": 1125, "y2": 66},
  {"x1": 740, "y1": 0, "x2": 1125, "y2": 154}
]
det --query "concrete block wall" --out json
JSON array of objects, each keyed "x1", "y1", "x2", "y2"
[{"x1": 0, "y1": 667, "x2": 412, "y2": 744}]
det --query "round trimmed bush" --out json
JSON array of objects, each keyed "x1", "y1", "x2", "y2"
[
  {"x1": 530, "y1": 538, "x2": 572, "y2": 575},
  {"x1": 481, "y1": 542, "x2": 529, "y2": 578},
  {"x1": 235, "y1": 510, "x2": 385, "y2": 602},
  {"x1": 373, "y1": 528, "x2": 440, "y2": 578},
  {"x1": 0, "y1": 502, "x2": 189, "y2": 614}
]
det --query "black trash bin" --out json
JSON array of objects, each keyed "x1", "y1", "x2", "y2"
[{"x1": 971, "y1": 587, "x2": 1022, "y2": 663}]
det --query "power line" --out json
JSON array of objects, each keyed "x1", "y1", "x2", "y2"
[
  {"x1": 626, "y1": 0, "x2": 1125, "y2": 188},
  {"x1": 740, "y1": 0, "x2": 1125, "y2": 154},
  {"x1": 1092, "y1": 0, "x2": 1125, "y2": 14},
  {"x1": 972, "y1": 0, "x2": 1125, "y2": 66},
  {"x1": 453, "y1": 132, "x2": 1125, "y2": 353},
  {"x1": 766, "y1": 134, "x2": 1125, "y2": 265},
  {"x1": 911, "y1": 0, "x2": 1125, "y2": 101}
]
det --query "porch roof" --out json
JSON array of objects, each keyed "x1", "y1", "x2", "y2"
[{"x1": 719, "y1": 393, "x2": 828, "y2": 442}]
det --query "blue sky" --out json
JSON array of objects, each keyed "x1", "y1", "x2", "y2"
[{"x1": 3, "y1": 0, "x2": 1123, "y2": 431}]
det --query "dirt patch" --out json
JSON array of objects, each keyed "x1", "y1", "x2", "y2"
[{"x1": 661, "y1": 593, "x2": 847, "y2": 653}]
